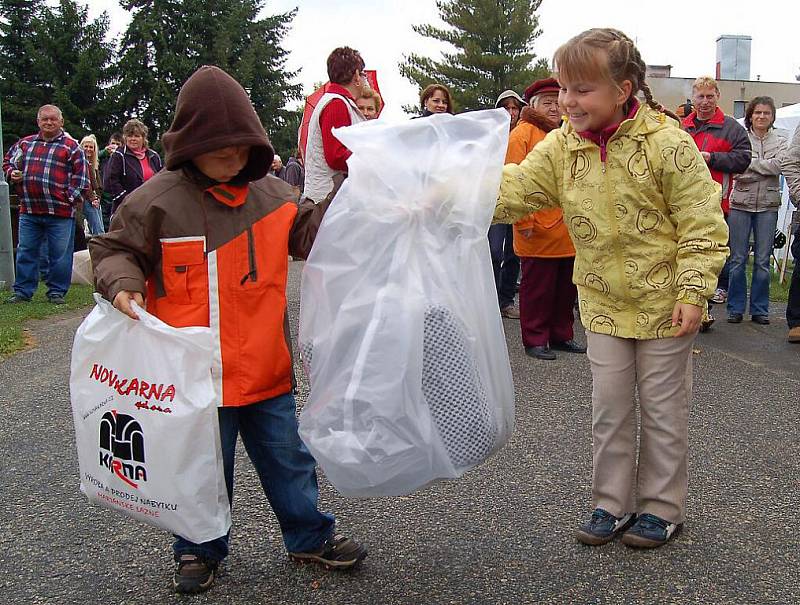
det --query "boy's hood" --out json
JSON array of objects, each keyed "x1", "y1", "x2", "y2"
[{"x1": 162, "y1": 65, "x2": 273, "y2": 182}]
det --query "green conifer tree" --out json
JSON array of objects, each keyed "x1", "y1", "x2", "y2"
[
  {"x1": 0, "y1": 0, "x2": 115, "y2": 148},
  {"x1": 0, "y1": 0, "x2": 50, "y2": 149},
  {"x1": 399, "y1": 0, "x2": 550, "y2": 113},
  {"x1": 115, "y1": 0, "x2": 301, "y2": 148},
  {"x1": 38, "y1": 0, "x2": 115, "y2": 139}
]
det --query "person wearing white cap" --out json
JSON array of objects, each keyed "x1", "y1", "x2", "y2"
[
  {"x1": 489, "y1": 89, "x2": 526, "y2": 319},
  {"x1": 495, "y1": 90, "x2": 525, "y2": 131}
]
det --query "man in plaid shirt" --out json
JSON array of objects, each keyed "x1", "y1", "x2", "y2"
[{"x1": 3, "y1": 105, "x2": 89, "y2": 304}]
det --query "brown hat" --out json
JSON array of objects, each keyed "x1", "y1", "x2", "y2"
[
  {"x1": 162, "y1": 66, "x2": 273, "y2": 182},
  {"x1": 523, "y1": 77, "x2": 560, "y2": 103}
]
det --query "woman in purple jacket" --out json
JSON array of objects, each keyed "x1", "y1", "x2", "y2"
[{"x1": 103, "y1": 119, "x2": 162, "y2": 216}]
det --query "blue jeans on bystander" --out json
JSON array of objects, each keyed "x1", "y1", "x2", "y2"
[
  {"x1": 172, "y1": 392, "x2": 335, "y2": 563},
  {"x1": 14, "y1": 213, "x2": 75, "y2": 300},
  {"x1": 726, "y1": 208, "x2": 778, "y2": 317},
  {"x1": 83, "y1": 200, "x2": 105, "y2": 235},
  {"x1": 488, "y1": 224, "x2": 519, "y2": 310}
]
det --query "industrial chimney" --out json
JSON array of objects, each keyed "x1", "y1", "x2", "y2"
[{"x1": 716, "y1": 35, "x2": 751, "y2": 80}]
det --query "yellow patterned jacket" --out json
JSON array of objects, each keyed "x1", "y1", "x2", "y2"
[{"x1": 495, "y1": 104, "x2": 729, "y2": 340}]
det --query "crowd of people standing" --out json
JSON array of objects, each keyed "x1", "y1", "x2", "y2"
[
  {"x1": 2, "y1": 31, "x2": 800, "y2": 597},
  {"x1": 2, "y1": 112, "x2": 164, "y2": 303}
]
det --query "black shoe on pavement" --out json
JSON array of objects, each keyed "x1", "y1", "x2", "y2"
[
  {"x1": 4, "y1": 294, "x2": 31, "y2": 304},
  {"x1": 727, "y1": 313, "x2": 743, "y2": 323},
  {"x1": 751, "y1": 315, "x2": 770, "y2": 325},
  {"x1": 575, "y1": 508, "x2": 636, "y2": 546},
  {"x1": 550, "y1": 340, "x2": 587, "y2": 354},
  {"x1": 699, "y1": 314, "x2": 715, "y2": 332},
  {"x1": 621, "y1": 513, "x2": 682, "y2": 549},
  {"x1": 48, "y1": 295, "x2": 66, "y2": 305},
  {"x1": 289, "y1": 534, "x2": 367, "y2": 570},
  {"x1": 173, "y1": 555, "x2": 217, "y2": 594},
  {"x1": 524, "y1": 345, "x2": 556, "y2": 360}
]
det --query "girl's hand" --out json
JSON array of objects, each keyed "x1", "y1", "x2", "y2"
[
  {"x1": 671, "y1": 302, "x2": 702, "y2": 337},
  {"x1": 113, "y1": 290, "x2": 145, "y2": 320}
]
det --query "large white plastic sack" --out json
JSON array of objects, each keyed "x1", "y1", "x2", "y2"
[
  {"x1": 70, "y1": 295, "x2": 230, "y2": 543},
  {"x1": 299, "y1": 109, "x2": 515, "y2": 497}
]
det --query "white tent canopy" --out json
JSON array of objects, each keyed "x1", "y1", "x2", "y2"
[{"x1": 774, "y1": 102, "x2": 800, "y2": 134}]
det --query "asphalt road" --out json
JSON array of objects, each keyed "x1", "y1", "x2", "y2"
[{"x1": 1, "y1": 262, "x2": 797, "y2": 605}]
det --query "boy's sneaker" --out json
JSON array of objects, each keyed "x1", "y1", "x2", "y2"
[
  {"x1": 710, "y1": 288, "x2": 727, "y2": 304},
  {"x1": 4, "y1": 294, "x2": 31, "y2": 304},
  {"x1": 621, "y1": 513, "x2": 682, "y2": 548},
  {"x1": 575, "y1": 508, "x2": 636, "y2": 545},
  {"x1": 173, "y1": 554, "x2": 217, "y2": 594},
  {"x1": 289, "y1": 534, "x2": 367, "y2": 570}
]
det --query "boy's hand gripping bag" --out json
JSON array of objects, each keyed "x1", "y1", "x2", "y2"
[
  {"x1": 299, "y1": 109, "x2": 515, "y2": 497},
  {"x1": 70, "y1": 295, "x2": 230, "y2": 543}
]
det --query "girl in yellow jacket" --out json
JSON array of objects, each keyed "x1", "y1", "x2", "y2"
[{"x1": 495, "y1": 28, "x2": 728, "y2": 548}]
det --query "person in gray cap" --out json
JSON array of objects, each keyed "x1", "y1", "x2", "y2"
[
  {"x1": 490, "y1": 89, "x2": 526, "y2": 318},
  {"x1": 495, "y1": 90, "x2": 525, "y2": 131}
]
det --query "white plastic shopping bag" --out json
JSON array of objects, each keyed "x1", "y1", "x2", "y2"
[
  {"x1": 299, "y1": 109, "x2": 515, "y2": 497},
  {"x1": 70, "y1": 294, "x2": 230, "y2": 543}
]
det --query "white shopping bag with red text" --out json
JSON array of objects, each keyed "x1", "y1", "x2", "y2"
[{"x1": 70, "y1": 295, "x2": 230, "y2": 543}]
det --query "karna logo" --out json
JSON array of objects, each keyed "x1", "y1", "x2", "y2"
[{"x1": 99, "y1": 410, "x2": 147, "y2": 489}]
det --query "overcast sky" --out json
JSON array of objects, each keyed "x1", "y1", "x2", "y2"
[{"x1": 85, "y1": 0, "x2": 800, "y2": 121}]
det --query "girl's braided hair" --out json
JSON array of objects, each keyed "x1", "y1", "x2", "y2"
[{"x1": 554, "y1": 28, "x2": 679, "y2": 122}]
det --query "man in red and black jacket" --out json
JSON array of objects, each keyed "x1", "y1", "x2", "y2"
[{"x1": 682, "y1": 76, "x2": 751, "y2": 315}]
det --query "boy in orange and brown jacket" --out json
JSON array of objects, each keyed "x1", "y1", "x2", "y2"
[
  {"x1": 508, "y1": 78, "x2": 583, "y2": 361},
  {"x1": 90, "y1": 66, "x2": 366, "y2": 594}
]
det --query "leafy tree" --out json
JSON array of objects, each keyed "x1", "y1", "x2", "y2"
[
  {"x1": 115, "y1": 0, "x2": 301, "y2": 148},
  {"x1": 399, "y1": 0, "x2": 550, "y2": 113},
  {"x1": 267, "y1": 105, "x2": 302, "y2": 160}
]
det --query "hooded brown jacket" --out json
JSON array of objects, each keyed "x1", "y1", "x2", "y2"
[{"x1": 90, "y1": 66, "x2": 330, "y2": 407}]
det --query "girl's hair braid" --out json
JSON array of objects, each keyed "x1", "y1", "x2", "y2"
[{"x1": 554, "y1": 28, "x2": 680, "y2": 122}]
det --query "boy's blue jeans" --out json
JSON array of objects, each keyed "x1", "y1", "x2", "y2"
[
  {"x1": 726, "y1": 208, "x2": 778, "y2": 317},
  {"x1": 14, "y1": 213, "x2": 74, "y2": 299},
  {"x1": 172, "y1": 392, "x2": 335, "y2": 563}
]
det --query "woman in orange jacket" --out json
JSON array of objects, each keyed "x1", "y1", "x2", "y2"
[{"x1": 508, "y1": 78, "x2": 585, "y2": 360}]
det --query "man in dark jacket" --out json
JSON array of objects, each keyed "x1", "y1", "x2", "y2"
[
  {"x1": 682, "y1": 76, "x2": 751, "y2": 322},
  {"x1": 284, "y1": 154, "x2": 305, "y2": 195},
  {"x1": 90, "y1": 66, "x2": 366, "y2": 595},
  {"x1": 98, "y1": 133, "x2": 122, "y2": 230}
]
